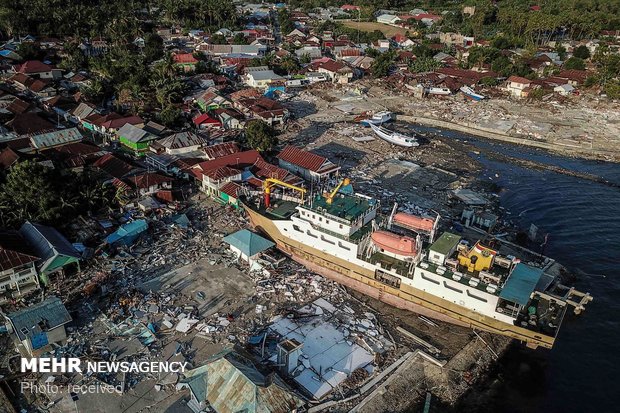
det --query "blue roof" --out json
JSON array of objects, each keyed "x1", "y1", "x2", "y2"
[
  {"x1": 499, "y1": 263, "x2": 544, "y2": 306},
  {"x1": 19, "y1": 221, "x2": 80, "y2": 261},
  {"x1": 8, "y1": 296, "x2": 71, "y2": 341},
  {"x1": 222, "y1": 229, "x2": 274, "y2": 257},
  {"x1": 106, "y1": 219, "x2": 148, "y2": 246}
]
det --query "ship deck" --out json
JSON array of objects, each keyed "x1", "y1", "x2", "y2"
[{"x1": 367, "y1": 252, "x2": 413, "y2": 277}]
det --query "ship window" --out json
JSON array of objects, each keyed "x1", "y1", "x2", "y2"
[
  {"x1": 467, "y1": 290, "x2": 488, "y2": 302},
  {"x1": 319, "y1": 217, "x2": 322, "y2": 222},
  {"x1": 307, "y1": 230, "x2": 318, "y2": 238},
  {"x1": 293, "y1": 225, "x2": 302, "y2": 232},
  {"x1": 421, "y1": 273, "x2": 440, "y2": 285},
  {"x1": 338, "y1": 242, "x2": 350, "y2": 251},
  {"x1": 339, "y1": 224, "x2": 343, "y2": 229},
  {"x1": 326, "y1": 220, "x2": 329, "y2": 224},
  {"x1": 444, "y1": 281, "x2": 463, "y2": 294},
  {"x1": 433, "y1": 254, "x2": 441, "y2": 260},
  {"x1": 321, "y1": 235, "x2": 335, "y2": 245}
]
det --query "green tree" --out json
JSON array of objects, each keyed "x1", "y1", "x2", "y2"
[
  {"x1": 209, "y1": 33, "x2": 228, "y2": 44},
  {"x1": 232, "y1": 33, "x2": 248, "y2": 45},
  {"x1": 159, "y1": 105, "x2": 182, "y2": 126},
  {"x1": 245, "y1": 120, "x2": 277, "y2": 152},
  {"x1": 564, "y1": 56, "x2": 586, "y2": 70},
  {"x1": 17, "y1": 42, "x2": 42, "y2": 60},
  {"x1": 604, "y1": 80, "x2": 620, "y2": 99},
  {"x1": 0, "y1": 161, "x2": 112, "y2": 228},
  {"x1": 144, "y1": 33, "x2": 164, "y2": 62},
  {"x1": 409, "y1": 56, "x2": 441, "y2": 73},
  {"x1": 279, "y1": 55, "x2": 300, "y2": 74},
  {"x1": 480, "y1": 76, "x2": 499, "y2": 87},
  {"x1": 371, "y1": 50, "x2": 396, "y2": 78},
  {"x1": 573, "y1": 45, "x2": 591, "y2": 60}
]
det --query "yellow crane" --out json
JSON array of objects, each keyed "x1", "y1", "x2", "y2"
[
  {"x1": 325, "y1": 178, "x2": 350, "y2": 204},
  {"x1": 263, "y1": 178, "x2": 307, "y2": 208}
]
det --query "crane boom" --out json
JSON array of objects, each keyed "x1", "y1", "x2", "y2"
[
  {"x1": 263, "y1": 178, "x2": 307, "y2": 207},
  {"x1": 325, "y1": 178, "x2": 350, "y2": 204}
]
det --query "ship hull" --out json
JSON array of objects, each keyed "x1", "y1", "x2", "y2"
[{"x1": 242, "y1": 203, "x2": 556, "y2": 349}]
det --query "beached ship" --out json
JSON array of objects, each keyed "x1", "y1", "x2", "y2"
[
  {"x1": 240, "y1": 179, "x2": 592, "y2": 349},
  {"x1": 369, "y1": 123, "x2": 419, "y2": 147},
  {"x1": 460, "y1": 86, "x2": 486, "y2": 101}
]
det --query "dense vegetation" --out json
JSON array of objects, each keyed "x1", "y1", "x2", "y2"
[
  {"x1": 0, "y1": 0, "x2": 239, "y2": 39},
  {"x1": 0, "y1": 161, "x2": 114, "y2": 228}
]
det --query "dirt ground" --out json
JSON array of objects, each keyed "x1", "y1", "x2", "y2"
[{"x1": 342, "y1": 21, "x2": 412, "y2": 38}]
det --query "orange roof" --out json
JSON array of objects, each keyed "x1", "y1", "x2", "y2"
[
  {"x1": 507, "y1": 75, "x2": 531, "y2": 84},
  {"x1": 220, "y1": 181, "x2": 241, "y2": 198},
  {"x1": 174, "y1": 53, "x2": 199, "y2": 64},
  {"x1": 277, "y1": 145, "x2": 329, "y2": 173}
]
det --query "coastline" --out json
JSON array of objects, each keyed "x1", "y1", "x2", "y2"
[{"x1": 398, "y1": 114, "x2": 620, "y2": 163}]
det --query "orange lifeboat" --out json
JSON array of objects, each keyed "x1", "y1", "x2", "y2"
[
  {"x1": 393, "y1": 212, "x2": 435, "y2": 232},
  {"x1": 371, "y1": 230, "x2": 417, "y2": 256}
]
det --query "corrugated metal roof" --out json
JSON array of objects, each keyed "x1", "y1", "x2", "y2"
[
  {"x1": 0, "y1": 230, "x2": 39, "y2": 271},
  {"x1": 118, "y1": 123, "x2": 150, "y2": 143},
  {"x1": 277, "y1": 145, "x2": 328, "y2": 173},
  {"x1": 8, "y1": 296, "x2": 71, "y2": 341},
  {"x1": 500, "y1": 263, "x2": 544, "y2": 306},
  {"x1": 19, "y1": 221, "x2": 80, "y2": 262},
  {"x1": 222, "y1": 229, "x2": 274, "y2": 257},
  {"x1": 157, "y1": 132, "x2": 206, "y2": 150},
  {"x1": 183, "y1": 350, "x2": 303, "y2": 413},
  {"x1": 30, "y1": 127, "x2": 83, "y2": 149},
  {"x1": 203, "y1": 142, "x2": 240, "y2": 160}
]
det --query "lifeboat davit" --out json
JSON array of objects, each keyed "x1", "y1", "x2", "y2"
[
  {"x1": 371, "y1": 230, "x2": 417, "y2": 256},
  {"x1": 393, "y1": 212, "x2": 435, "y2": 232}
]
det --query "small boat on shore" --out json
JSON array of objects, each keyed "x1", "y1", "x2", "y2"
[
  {"x1": 428, "y1": 87, "x2": 452, "y2": 96},
  {"x1": 356, "y1": 110, "x2": 395, "y2": 126},
  {"x1": 460, "y1": 86, "x2": 486, "y2": 101},
  {"x1": 370, "y1": 123, "x2": 419, "y2": 147}
]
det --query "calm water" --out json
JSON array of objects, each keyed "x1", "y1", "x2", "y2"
[{"x1": 414, "y1": 126, "x2": 620, "y2": 413}]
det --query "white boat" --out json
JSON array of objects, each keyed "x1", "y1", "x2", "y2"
[
  {"x1": 358, "y1": 110, "x2": 394, "y2": 126},
  {"x1": 460, "y1": 86, "x2": 486, "y2": 101},
  {"x1": 370, "y1": 123, "x2": 419, "y2": 147},
  {"x1": 428, "y1": 87, "x2": 452, "y2": 95}
]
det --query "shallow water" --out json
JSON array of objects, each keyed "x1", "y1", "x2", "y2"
[{"x1": 412, "y1": 125, "x2": 620, "y2": 412}]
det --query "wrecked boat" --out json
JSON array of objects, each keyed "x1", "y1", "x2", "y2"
[{"x1": 369, "y1": 123, "x2": 419, "y2": 147}]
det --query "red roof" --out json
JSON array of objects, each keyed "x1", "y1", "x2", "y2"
[
  {"x1": 0, "y1": 230, "x2": 39, "y2": 271},
  {"x1": 0, "y1": 147, "x2": 20, "y2": 170},
  {"x1": 17, "y1": 60, "x2": 53, "y2": 74},
  {"x1": 253, "y1": 158, "x2": 297, "y2": 182},
  {"x1": 392, "y1": 33, "x2": 407, "y2": 43},
  {"x1": 193, "y1": 113, "x2": 221, "y2": 127},
  {"x1": 219, "y1": 181, "x2": 241, "y2": 198},
  {"x1": 507, "y1": 75, "x2": 531, "y2": 84},
  {"x1": 339, "y1": 48, "x2": 362, "y2": 57},
  {"x1": 341, "y1": 4, "x2": 361, "y2": 11},
  {"x1": 202, "y1": 166, "x2": 241, "y2": 181},
  {"x1": 530, "y1": 5, "x2": 541, "y2": 11},
  {"x1": 558, "y1": 70, "x2": 588, "y2": 83},
  {"x1": 193, "y1": 150, "x2": 262, "y2": 176},
  {"x1": 277, "y1": 145, "x2": 331, "y2": 173},
  {"x1": 7, "y1": 112, "x2": 55, "y2": 135},
  {"x1": 128, "y1": 172, "x2": 174, "y2": 189},
  {"x1": 93, "y1": 153, "x2": 136, "y2": 179},
  {"x1": 318, "y1": 59, "x2": 347, "y2": 73},
  {"x1": 203, "y1": 142, "x2": 240, "y2": 159},
  {"x1": 102, "y1": 115, "x2": 143, "y2": 130},
  {"x1": 174, "y1": 53, "x2": 199, "y2": 64}
]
